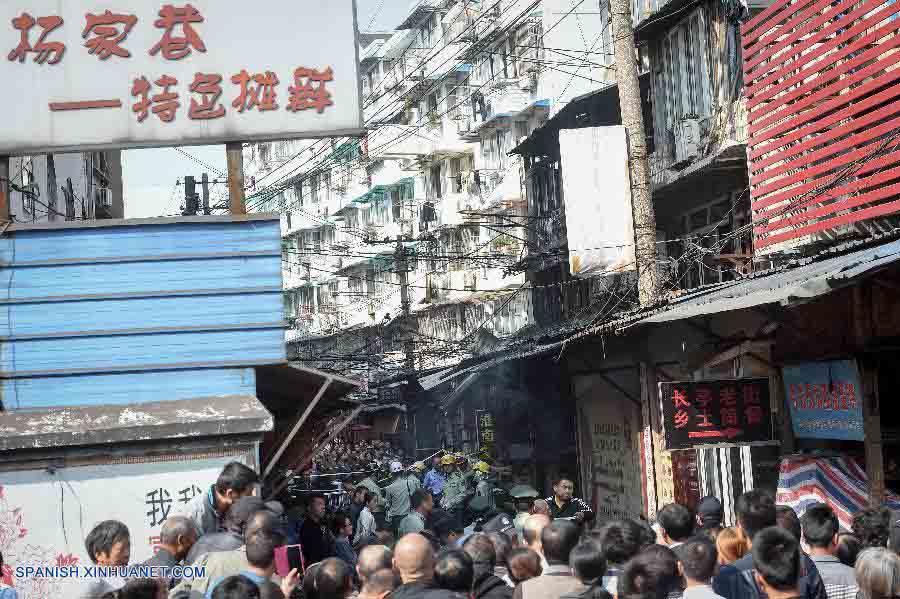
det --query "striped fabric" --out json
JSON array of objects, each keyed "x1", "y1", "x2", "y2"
[{"x1": 776, "y1": 455, "x2": 900, "y2": 531}]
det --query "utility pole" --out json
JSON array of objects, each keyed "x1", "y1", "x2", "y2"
[
  {"x1": 396, "y1": 234, "x2": 417, "y2": 385},
  {"x1": 0, "y1": 156, "x2": 9, "y2": 222},
  {"x1": 201, "y1": 172, "x2": 210, "y2": 215},
  {"x1": 46, "y1": 154, "x2": 58, "y2": 221},
  {"x1": 182, "y1": 175, "x2": 199, "y2": 216},
  {"x1": 226, "y1": 141, "x2": 246, "y2": 215},
  {"x1": 610, "y1": 0, "x2": 662, "y2": 305}
]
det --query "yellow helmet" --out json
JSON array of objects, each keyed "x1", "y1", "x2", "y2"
[
  {"x1": 473, "y1": 461, "x2": 490, "y2": 474},
  {"x1": 412, "y1": 461, "x2": 425, "y2": 472},
  {"x1": 440, "y1": 455, "x2": 456, "y2": 466}
]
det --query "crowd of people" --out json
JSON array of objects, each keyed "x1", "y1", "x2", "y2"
[
  {"x1": 306, "y1": 440, "x2": 410, "y2": 478},
  {"x1": 1, "y1": 459, "x2": 900, "y2": 599}
]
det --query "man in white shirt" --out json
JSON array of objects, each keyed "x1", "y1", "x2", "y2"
[{"x1": 679, "y1": 537, "x2": 726, "y2": 599}]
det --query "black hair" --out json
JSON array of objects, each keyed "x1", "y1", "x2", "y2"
[
  {"x1": 751, "y1": 526, "x2": 800, "y2": 592},
  {"x1": 245, "y1": 529, "x2": 279, "y2": 570},
  {"x1": 592, "y1": 520, "x2": 642, "y2": 565},
  {"x1": 617, "y1": 545, "x2": 680, "y2": 599},
  {"x1": 776, "y1": 506, "x2": 802, "y2": 542},
  {"x1": 801, "y1": 504, "x2": 840, "y2": 548},
  {"x1": 463, "y1": 533, "x2": 496, "y2": 568},
  {"x1": 507, "y1": 547, "x2": 543, "y2": 584},
  {"x1": 735, "y1": 489, "x2": 776, "y2": 540},
  {"x1": 211, "y1": 575, "x2": 261, "y2": 599},
  {"x1": 657, "y1": 503, "x2": 694, "y2": 542},
  {"x1": 487, "y1": 532, "x2": 511, "y2": 565},
  {"x1": 569, "y1": 539, "x2": 606, "y2": 584},
  {"x1": 308, "y1": 493, "x2": 327, "y2": 505},
  {"x1": 85, "y1": 520, "x2": 130, "y2": 564},
  {"x1": 541, "y1": 520, "x2": 580, "y2": 564},
  {"x1": 330, "y1": 511, "x2": 352, "y2": 536},
  {"x1": 411, "y1": 489, "x2": 432, "y2": 510},
  {"x1": 852, "y1": 506, "x2": 891, "y2": 551},
  {"x1": 553, "y1": 477, "x2": 575, "y2": 487},
  {"x1": 215, "y1": 462, "x2": 259, "y2": 495},
  {"x1": 836, "y1": 533, "x2": 861, "y2": 567},
  {"x1": 0, "y1": 550, "x2": 3, "y2": 569},
  {"x1": 434, "y1": 549, "x2": 474, "y2": 592},
  {"x1": 315, "y1": 558, "x2": 353, "y2": 599},
  {"x1": 680, "y1": 536, "x2": 718, "y2": 582}
]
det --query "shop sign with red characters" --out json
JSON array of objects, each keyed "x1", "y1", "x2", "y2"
[
  {"x1": 0, "y1": 1, "x2": 362, "y2": 154},
  {"x1": 659, "y1": 379, "x2": 773, "y2": 450}
]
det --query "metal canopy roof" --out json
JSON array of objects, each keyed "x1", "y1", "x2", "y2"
[{"x1": 640, "y1": 237, "x2": 900, "y2": 325}]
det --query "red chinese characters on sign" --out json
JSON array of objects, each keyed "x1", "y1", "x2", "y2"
[
  {"x1": 132, "y1": 75, "x2": 180, "y2": 123},
  {"x1": 744, "y1": 385, "x2": 763, "y2": 426},
  {"x1": 720, "y1": 386, "x2": 738, "y2": 427},
  {"x1": 232, "y1": 70, "x2": 280, "y2": 112},
  {"x1": 189, "y1": 73, "x2": 226, "y2": 120},
  {"x1": 83, "y1": 11, "x2": 138, "y2": 60},
  {"x1": 288, "y1": 67, "x2": 334, "y2": 114},
  {"x1": 149, "y1": 4, "x2": 206, "y2": 61},
  {"x1": 672, "y1": 388, "x2": 690, "y2": 430},
  {"x1": 8, "y1": 13, "x2": 65, "y2": 65},
  {"x1": 694, "y1": 388, "x2": 714, "y2": 428},
  {"x1": 661, "y1": 379, "x2": 772, "y2": 450},
  {"x1": 789, "y1": 383, "x2": 858, "y2": 411}
]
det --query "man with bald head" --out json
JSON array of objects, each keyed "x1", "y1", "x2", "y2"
[
  {"x1": 531, "y1": 500, "x2": 551, "y2": 517},
  {"x1": 357, "y1": 544, "x2": 393, "y2": 588},
  {"x1": 142, "y1": 515, "x2": 197, "y2": 588},
  {"x1": 359, "y1": 569, "x2": 398, "y2": 599},
  {"x1": 391, "y1": 533, "x2": 435, "y2": 599},
  {"x1": 522, "y1": 514, "x2": 550, "y2": 570}
]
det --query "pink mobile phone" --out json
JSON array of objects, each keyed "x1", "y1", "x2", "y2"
[{"x1": 274, "y1": 544, "x2": 305, "y2": 577}]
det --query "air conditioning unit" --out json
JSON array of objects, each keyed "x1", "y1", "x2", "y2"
[
  {"x1": 97, "y1": 188, "x2": 113, "y2": 208},
  {"x1": 672, "y1": 118, "x2": 701, "y2": 167}
]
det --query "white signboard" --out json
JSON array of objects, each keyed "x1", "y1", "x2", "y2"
[
  {"x1": 0, "y1": 1, "x2": 363, "y2": 155},
  {"x1": 559, "y1": 126, "x2": 636, "y2": 277},
  {"x1": 0, "y1": 455, "x2": 247, "y2": 599}
]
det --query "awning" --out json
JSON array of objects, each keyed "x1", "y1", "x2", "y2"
[
  {"x1": 639, "y1": 236, "x2": 900, "y2": 325},
  {"x1": 0, "y1": 395, "x2": 274, "y2": 452},
  {"x1": 256, "y1": 364, "x2": 363, "y2": 494}
]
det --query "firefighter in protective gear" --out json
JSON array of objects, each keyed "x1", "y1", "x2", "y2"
[
  {"x1": 440, "y1": 454, "x2": 475, "y2": 512},
  {"x1": 472, "y1": 461, "x2": 497, "y2": 513}
]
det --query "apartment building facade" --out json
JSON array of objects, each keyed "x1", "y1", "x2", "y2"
[{"x1": 243, "y1": 0, "x2": 547, "y2": 387}]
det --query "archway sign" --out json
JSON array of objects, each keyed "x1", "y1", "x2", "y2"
[{"x1": 0, "y1": 0, "x2": 364, "y2": 214}]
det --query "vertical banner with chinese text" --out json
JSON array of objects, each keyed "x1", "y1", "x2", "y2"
[
  {"x1": 659, "y1": 379, "x2": 773, "y2": 450},
  {"x1": 0, "y1": 1, "x2": 362, "y2": 154},
  {"x1": 475, "y1": 409, "x2": 495, "y2": 461}
]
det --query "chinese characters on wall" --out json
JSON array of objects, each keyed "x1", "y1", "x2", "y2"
[
  {"x1": 145, "y1": 483, "x2": 203, "y2": 527},
  {"x1": 660, "y1": 379, "x2": 773, "y2": 450},
  {"x1": 6, "y1": 4, "x2": 335, "y2": 121}
]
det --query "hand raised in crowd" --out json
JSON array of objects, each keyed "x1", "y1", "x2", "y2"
[{"x1": 280, "y1": 567, "x2": 301, "y2": 597}]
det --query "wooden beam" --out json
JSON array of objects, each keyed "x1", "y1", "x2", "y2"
[
  {"x1": 860, "y1": 359, "x2": 885, "y2": 506},
  {"x1": 262, "y1": 376, "x2": 332, "y2": 478}
]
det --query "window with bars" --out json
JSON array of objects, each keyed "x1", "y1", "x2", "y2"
[{"x1": 657, "y1": 8, "x2": 712, "y2": 126}]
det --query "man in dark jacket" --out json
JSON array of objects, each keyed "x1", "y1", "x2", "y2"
[
  {"x1": 463, "y1": 533, "x2": 513, "y2": 599},
  {"x1": 301, "y1": 494, "x2": 336, "y2": 567},
  {"x1": 141, "y1": 515, "x2": 198, "y2": 588},
  {"x1": 713, "y1": 490, "x2": 827, "y2": 599}
]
